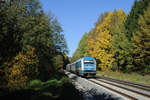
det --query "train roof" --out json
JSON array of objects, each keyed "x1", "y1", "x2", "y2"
[
  {"x1": 69, "y1": 56, "x2": 95, "y2": 65},
  {"x1": 83, "y1": 56, "x2": 95, "y2": 60}
]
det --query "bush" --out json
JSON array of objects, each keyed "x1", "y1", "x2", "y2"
[
  {"x1": 28, "y1": 77, "x2": 83, "y2": 100},
  {"x1": 4, "y1": 48, "x2": 38, "y2": 90}
]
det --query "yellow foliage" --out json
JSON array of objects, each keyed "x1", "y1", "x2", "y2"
[
  {"x1": 4, "y1": 48, "x2": 38, "y2": 89},
  {"x1": 87, "y1": 10, "x2": 127, "y2": 71},
  {"x1": 95, "y1": 31, "x2": 114, "y2": 71},
  {"x1": 88, "y1": 11, "x2": 125, "y2": 71},
  {"x1": 88, "y1": 39, "x2": 96, "y2": 56}
]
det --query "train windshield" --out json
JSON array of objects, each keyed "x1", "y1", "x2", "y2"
[{"x1": 84, "y1": 61, "x2": 94, "y2": 64}]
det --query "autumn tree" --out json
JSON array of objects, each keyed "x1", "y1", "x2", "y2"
[
  {"x1": 88, "y1": 10, "x2": 128, "y2": 71},
  {"x1": 112, "y1": 0, "x2": 150, "y2": 72},
  {"x1": 132, "y1": 3, "x2": 150, "y2": 73},
  {"x1": 87, "y1": 13, "x2": 108, "y2": 67},
  {"x1": 88, "y1": 11, "x2": 115, "y2": 71},
  {"x1": 4, "y1": 48, "x2": 38, "y2": 89},
  {"x1": 0, "y1": 0, "x2": 68, "y2": 83}
]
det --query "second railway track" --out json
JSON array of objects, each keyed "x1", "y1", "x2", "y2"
[
  {"x1": 87, "y1": 76, "x2": 150, "y2": 100},
  {"x1": 65, "y1": 71, "x2": 150, "y2": 100},
  {"x1": 96, "y1": 75, "x2": 150, "y2": 91}
]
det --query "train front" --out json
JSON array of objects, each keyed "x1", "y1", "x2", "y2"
[{"x1": 82, "y1": 56, "x2": 96, "y2": 76}]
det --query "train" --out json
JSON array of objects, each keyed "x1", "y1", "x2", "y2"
[{"x1": 66, "y1": 56, "x2": 96, "y2": 77}]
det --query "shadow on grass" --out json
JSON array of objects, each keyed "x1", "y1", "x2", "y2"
[{"x1": 0, "y1": 82, "x2": 83, "y2": 100}]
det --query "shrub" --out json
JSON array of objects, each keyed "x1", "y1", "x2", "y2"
[
  {"x1": 4, "y1": 48, "x2": 38, "y2": 89},
  {"x1": 28, "y1": 77, "x2": 83, "y2": 100}
]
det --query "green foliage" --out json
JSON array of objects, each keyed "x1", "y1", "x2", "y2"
[
  {"x1": 72, "y1": 12, "x2": 109, "y2": 62},
  {"x1": 132, "y1": 3, "x2": 150, "y2": 73},
  {"x1": 113, "y1": 25, "x2": 134, "y2": 71},
  {"x1": 71, "y1": 48, "x2": 80, "y2": 62},
  {"x1": 28, "y1": 77, "x2": 76, "y2": 100},
  {"x1": 74, "y1": 2, "x2": 150, "y2": 74},
  {"x1": 0, "y1": 77, "x2": 82, "y2": 100},
  {"x1": 0, "y1": 1, "x2": 25, "y2": 64},
  {"x1": 29, "y1": 80, "x2": 42, "y2": 90},
  {"x1": 0, "y1": 0, "x2": 69, "y2": 82},
  {"x1": 88, "y1": 10, "x2": 126, "y2": 71},
  {"x1": 53, "y1": 55, "x2": 64, "y2": 71},
  {"x1": 78, "y1": 33, "x2": 89, "y2": 57},
  {"x1": 0, "y1": 1, "x2": 79, "y2": 100},
  {"x1": 72, "y1": 33, "x2": 89, "y2": 61},
  {"x1": 112, "y1": 11, "x2": 135, "y2": 72},
  {"x1": 124, "y1": 0, "x2": 150, "y2": 39},
  {"x1": 112, "y1": 0, "x2": 150, "y2": 73}
]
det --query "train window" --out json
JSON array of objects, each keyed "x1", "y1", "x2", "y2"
[{"x1": 84, "y1": 62, "x2": 94, "y2": 64}]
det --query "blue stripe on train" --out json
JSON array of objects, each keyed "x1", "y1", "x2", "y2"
[{"x1": 84, "y1": 68, "x2": 94, "y2": 70}]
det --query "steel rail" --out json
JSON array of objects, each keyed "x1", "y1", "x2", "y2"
[
  {"x1": 96, "y1": 75, "x2": 150, "y2": 91},
  {"x1": 89, "y1": 79, "x2": 137, "y2": 100},
  {"x1": 96, "y1": 79, "x2": 150, "y2": 98},
  {"x1": 65, "y1": 71, "x2": 150, "y2": 100}
]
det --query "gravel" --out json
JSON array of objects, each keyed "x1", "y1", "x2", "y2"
[{"x1": 65, "y1": 71, "x2": 129, "y2": 100}]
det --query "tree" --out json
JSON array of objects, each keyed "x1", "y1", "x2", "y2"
[
  {"x1": 124, "y1": 0, "x2": 150, "y2": 40},
  {"x1": 88, "y1": 11, "x2": 115, "y2": 71},
  {"x1": 0, "y1": 0, "x2": 69, "y2": 82},
  {"x1": 94, "y1": 30, "x2": 114, "y2": 71},
  {"x1": 111, "y1": 10, "x2": 135, "y2": 72},
  {"x1": 78, "y1": 33, "x2": 89, "y2": 56},
  {"x1": 132, "y1": 3, "x2": 150, "y2": 73},
  {"x1": 113, "y1": 21, "x2": 134, "y2": 72},
  {"x1": 71, "y1": 48, "x2": 80, "y2": 62},
  {"x1": 72, "y1": 33, "x2": 89, "y2": 61},
  {"x1": 4, "y1": 48, "x2": 38, "y2": 89},
  {"x1": 0, "y1": 0, "x2": 26, "y2": 65},
  {"x1": 88, "y1": 10, "x2": 128, "y2": 71},
  {"x1": 21, "y1": 10, "x2": 68, "y2": 80}
]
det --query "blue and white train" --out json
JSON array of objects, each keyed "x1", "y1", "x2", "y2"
[{"x1": 66, "y1": 56, "x2": 96, "y2": 77}]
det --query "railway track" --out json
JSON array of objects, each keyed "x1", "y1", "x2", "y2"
[
  {"x1": 97, "y1": 75, "x2": 150, "y2": 91},
  {"x1": 88, "y1": 75, "x2": 150, "y2": 100},
  {"x1": 65, "y1": 70, "x2": 150, "y2": 100}
]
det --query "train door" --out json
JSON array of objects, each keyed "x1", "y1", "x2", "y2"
[{"x1": 76, "y1": 61, "x2": 82, "y2": 74}]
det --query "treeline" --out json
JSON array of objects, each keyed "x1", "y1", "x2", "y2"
[
  {"x1": 72, "y1": 0, "x2": 150, "y2": 74},
  {"x1": 0, "y1": 0, "x2": 83, "y2": 100}
]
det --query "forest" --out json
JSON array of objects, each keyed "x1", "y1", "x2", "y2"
[
  {"x1": 72, "y1": 0, "x2": 150, "y2": 75},
  {"x1": 0, "y1": 0, "x2": 82, "y2": 100},
  {"x1": 1, "y1": 0, "x2": 150, "y2": 99}
]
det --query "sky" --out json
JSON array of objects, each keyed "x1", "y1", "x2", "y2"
[{"x1": 40, "y1": 0, "x2": 135, "y2": 57}]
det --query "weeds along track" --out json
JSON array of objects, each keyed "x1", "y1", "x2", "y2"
[{"x1": 87, "y1": 76, "x2": 150, "y2": 100}]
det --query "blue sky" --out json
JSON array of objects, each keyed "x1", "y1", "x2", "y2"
[{"x1": 40, "y1": 0, "x2": 135, "y2": 57}]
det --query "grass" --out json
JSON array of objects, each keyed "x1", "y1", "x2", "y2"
[
  {"x1": 0, "y1": 77, "x2": 83, "y2": 100},
  {"x1": 97, "y1": 71, "x2": 150, "y2": 85}
]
